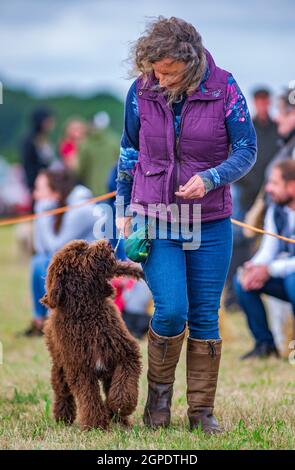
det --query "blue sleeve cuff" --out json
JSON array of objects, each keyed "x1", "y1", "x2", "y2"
[{"x1": 196, "y1": 170, "x2": 216, "y2": 194}]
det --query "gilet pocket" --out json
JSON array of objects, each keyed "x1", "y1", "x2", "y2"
[{"x1": 131, "y1": 160, "x2": 167, "y2": 205}]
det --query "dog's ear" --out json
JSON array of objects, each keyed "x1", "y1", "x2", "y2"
[
  {"x1": 40, "y1": 293, "x2": 49, "y2": 307},
  {"x1": 42, "y1": 266, "x2": 65, "y2": 309},
  {"x1": 113, "y1": 261, "x2": 144, "y2": 280},
  {"x1": 47, "y1": 278, "x2": 65, "y2": 308}
]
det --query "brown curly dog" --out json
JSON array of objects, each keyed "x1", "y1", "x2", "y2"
[{"x1": 41, "y1": 239, "x2": 143, "y2": 430}]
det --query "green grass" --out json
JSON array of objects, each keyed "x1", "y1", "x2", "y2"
[{"x1": 0, "y1": 225, "x2": 294, "y2": 450}]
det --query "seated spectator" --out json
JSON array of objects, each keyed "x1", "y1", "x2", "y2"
[
  {"x1": 22, "y1": 169, "x2": 95, "y2": 336},
  {"x1": 234, "y1": 160, "x2": 295, "y2": 359},
  {"x1": 225, "y1": 87, "x2": 279, "y2": 311}
]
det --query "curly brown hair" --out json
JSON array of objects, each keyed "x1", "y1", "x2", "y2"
[
  {"x1": 41, "y1": 239, "x2": 143, "y2": 430},
  {"x1": 129, "y1": 16, "x2": 207, "y2": 107}
]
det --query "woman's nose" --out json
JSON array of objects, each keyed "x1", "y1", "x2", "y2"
[{"x1": 156, "y1": 74, "x2": 166, "y2": 87}]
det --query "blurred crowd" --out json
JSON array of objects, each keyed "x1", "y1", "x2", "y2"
[
  {"x1": 228, "y1": 87, "x2": 295, "y2": 359},
  {"x1": 1, "y1": 85, "x2": 295, "y2": 358}
]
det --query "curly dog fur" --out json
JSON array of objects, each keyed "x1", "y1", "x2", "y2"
[{"x1": 41, "y1": 239, "x2": 143, "y2": 430}]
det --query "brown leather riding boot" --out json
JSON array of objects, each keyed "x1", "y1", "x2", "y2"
[
  {"x1": 143, "y1": 324, "x2": 186, "y2": 428},
  {"x1": 186, "y1": 337, "x2": 223, "y2": 434}
]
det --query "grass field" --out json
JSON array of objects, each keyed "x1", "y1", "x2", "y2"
[{"x1": 0, "y1": 225, "x2": 294, "y2": 450}]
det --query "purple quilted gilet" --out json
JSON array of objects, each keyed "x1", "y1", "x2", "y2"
[{"x1": 130, "y1": 49, "x2": 232, "y2": 224}]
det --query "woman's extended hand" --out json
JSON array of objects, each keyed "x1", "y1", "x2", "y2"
[
  {"x1": 174, "y1": 174, "x2": 206, "y2": 199},
  {"x1": 115, "y1": 216, "x2": 133, "y2": 238}
]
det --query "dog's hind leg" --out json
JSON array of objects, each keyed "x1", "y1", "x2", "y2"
[
  {"x1": 106, "y1": 362, "x2": 140, "y2": 419},
  {"x1": 51, "y1": 363, "x2": 76, "y2": 425},
  {"x1": 102, "y1": 376, "x2": 131, "y2": 428},
  {"x1": 68, "y1": 371, "x2": 110, "y2": 431}
]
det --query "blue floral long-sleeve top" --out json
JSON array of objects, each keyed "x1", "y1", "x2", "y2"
[{"x1": 116, "y1": 63, "x2": 257, "y2": 213}]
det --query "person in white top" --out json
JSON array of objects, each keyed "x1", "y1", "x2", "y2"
[{"x1": 234, "y1": 159, "x2": 295, "y2": 359}]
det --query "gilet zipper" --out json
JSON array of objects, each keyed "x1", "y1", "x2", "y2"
[{"x1": 174, "y1": 101, "x2": 190, "y2": 203}]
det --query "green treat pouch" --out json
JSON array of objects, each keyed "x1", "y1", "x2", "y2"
[{"x1": 123, "y1": 223, "x2": 153, "y2": 263}]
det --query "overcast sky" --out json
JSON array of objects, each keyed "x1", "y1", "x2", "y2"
[{"x1": 0, "y1": 0, "x2": 294, "y2": 105}]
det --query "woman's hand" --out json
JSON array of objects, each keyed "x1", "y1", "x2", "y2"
[
  {"x1": 115, "y1": 216, "x2": 133, "y2": 238},
  {"x1": 175, "y1": 174, "x2": 206, "y2": 199}
]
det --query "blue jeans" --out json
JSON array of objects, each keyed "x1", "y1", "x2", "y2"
[
  {"x1": 109, "y1": 236, "x2": 127, "y2": 261},
  {"x1": 140, "y1": 216, "x2": 233, "y2": 339},
  {"x1": 233, "y1": 273, "x2": 295, "y2": 346},
  {"x1": 31, "y1": 253, "x2": 51, "y2": 319}
]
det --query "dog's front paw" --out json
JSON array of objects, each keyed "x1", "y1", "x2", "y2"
[{"x1": 114, "y1": 261, "x2": 144, "y2": 281}]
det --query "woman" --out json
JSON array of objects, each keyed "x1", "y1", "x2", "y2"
[
  {"x1": 115, "y1": 17, "x2": 257, "y2": 433},
  {"x1": 23, "y1": 169, "x2": 95, "y2": 336}
]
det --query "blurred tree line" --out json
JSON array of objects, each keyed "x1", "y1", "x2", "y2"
[{"x1": 0, "y1": 83, "x2": 124, "y2": 162}]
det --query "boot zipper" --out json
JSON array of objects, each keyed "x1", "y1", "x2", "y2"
[
  {"x1": 208, "y1": 341, "x2": 217, "y2": 357},
  {"x1": 162, "y1": 339, "x2": 168, "y2": 363},
  {"x1": 175, "y1": 136, "x2": 180, "y2": 204}
]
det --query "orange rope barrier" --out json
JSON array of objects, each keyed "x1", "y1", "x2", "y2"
[
  {"x1": 230, "y1": 218, "x2": 295, "y2": 245},
  {"x1": 0, "y1": 191, "x2": 116, "y2": 227},
  {"x1": 0, "y1": 190, "x2": 295, "y2": 245}
]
